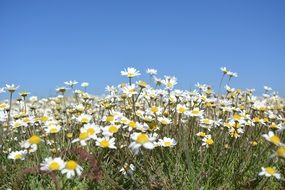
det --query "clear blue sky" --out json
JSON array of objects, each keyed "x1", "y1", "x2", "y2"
[{"x1": 0, "y1": 0, "x2": 284, "y2": 99}]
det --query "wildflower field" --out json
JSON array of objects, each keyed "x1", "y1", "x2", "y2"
[{"x1": 0, "y1": 67, "x2": 285, "y2": 190}]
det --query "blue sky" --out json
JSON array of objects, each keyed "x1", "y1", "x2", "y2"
[{"x1": 0, "y1": 0, "x2": 284, "y2": 99}]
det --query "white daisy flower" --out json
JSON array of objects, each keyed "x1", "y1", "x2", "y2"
[
  {"x1": 96, "y1": 137, "x2": 117, "y2": 149},
  {"x1": 129, "y1": 132, "x2": 156, "y2": 154},
  {"x1": 262, "y1": 131, "x2": 283, "y2": 146},
  {"x1": 81, "y1": 123, "x2": 101, "y2": 139},
  {"x1": 121, "y1": 67, "x2": 141, "y2": 78},
  {"x1": 40, "y1": 157, "x2": 65, "y2": 172},
  {"x1": 159, "y1": 137, "x2": 177, "y2": 147},
  {"x1": 72, "y1": 131, "x2": 91, "y2": 146},
  {"x1": 61, "y1": 160, "x2": 83, "y2": 178},
  {"x1": 259, "y1": 167, "x2": 281, "y2": 179},
  {"x1": 102, "y1": 124, "x2": 120, "y2": 137},
  {"x1": 8, "y1": 150, "x2": 27, "y2": 160}
]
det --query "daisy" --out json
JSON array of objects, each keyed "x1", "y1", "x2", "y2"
[
  {"x1": 40, "y1": 157, "x2": 65, "y2": 172},
  {"x1": 64, "y1": 80, "x2": 78, "y2": 88},
  {"x1": 189, "y1": 108, "x2": 204, "y2": 117},
  {"x1": 147, "y1": 107, "x2": 160, "y2": 116},
  {"x1": 19, "y1": 91, "x2": 30, "y2": 97},
  {"x1": 200, "y1": 118, "x2": 214, "y2": 125},
  {"x1": 200, "y1": 118, "x2": 214, "y2": 130},
  {"x1": 5, "y1": 84, "x2": 19, "y2": 93},
  {"x1": 227, "y1": 71, "x2": 238, "y2": 78},
  {"x1": 259, "y1": 167, "x2": 281, "y2": 179},
  {"x1": 102, "y1": 114, "x2": 116, "y2": 123},
  {"x1": 229, "y1": 127, "x2": 244, "y2": 138},
  {"x1": 12, "y1": 119, "x2": 28, "y2": 129},
  {"x1": 220, "y1": 67, "x2": 229, "y2": 74},
  {"x1": 81, "y1": 82, "x2": 89, "y2": 88},
  {"x1": 275, "y1": 146, "x2": 285, "y2": 158},
  {"x1": 264, "y1": 86, "x2": 272, "y2": 91},
  {"x1": 119, "y1": 116, "x2": 130, "y2": 125},
  {"x1": 122, "y1": 84, "x2": 137, "y2": 97},
  {"x1": 161, "y1": 76, "x2": 177, "y2": 90},
  {"x1": 262, "y1": 131, "x2": 283, "y2": 146},
  {"x1": 176, "y1": 104, "x2": 188, "y2": 114},
  {"x1": 72, "y1": 131, "x2": 91, "y2": 146},
  {"x1": 44, "y1": 125, "x2": 61, "y2": 134},
  {"x1": 102, "y1": 124, "x2": 120, "y2": 137},
  {"x1": 146, "y1": 68, "x2": 157, "y2": 75},
  {"x1": 121, "y1": 67, "x2": 141, "y2": 78},
  {"x1": 202, "y1": 135, "x2": 214, "y2": 147},
  {"x1": 124, "y1": 120, "x2": 138, "y2": 131},
  {"x1": 159, "y1": 137, "x2": 177, "y2": 147},
  {"x1": 61, "y1": 160, "x2": 83, "y2": 178},
  {"x1": 196, "y1": 132, "x2": 206, "y2": 138},
  {"x1": 137, "y1": 80, "x2": 148, "y2": 88},
  {"x1": 8, "y1": 150, "x2": 27, "y2": 160},
  {"x1": 129, "y1": 132, "x2": 156, "y2": 154},
  {"x1": 77, "y1": 113, "x2": 92, "y2": 124},
  {"x1": 81, "y1": 123, "x2": 101, "y2": 139},
  {"x1": 158, "y1": 117, "x2": 171, "y2": 125},
  {"x1": 96, "y1": 137, "x2": 117, "y2": 149},
  {"x1": 56, "y1": 86, "x2": 67, "y2": 94},
  {"x1": 21, "y1": 135, "x2": 42, "y2": 150}
]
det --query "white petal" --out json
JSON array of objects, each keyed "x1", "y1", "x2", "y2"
[{"x1": 143, "y1": 142, "x2": 154, "y2": 149}]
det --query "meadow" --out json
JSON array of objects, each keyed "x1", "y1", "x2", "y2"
[{"x1": 0, "y1": 67, "x2": 284, "y2": 190}]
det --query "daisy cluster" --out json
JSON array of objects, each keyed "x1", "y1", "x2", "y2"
[{"x1": 0, "y1": 66, "x2": 285, "y2": 184}]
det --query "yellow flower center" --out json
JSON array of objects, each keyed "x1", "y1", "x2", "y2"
[
  {"x1": 15, "y1": 154, "x2": 22, "y2": 159},
  {"x1": 48, "y1": 162, "x2": 60, "y2": 171},
  {"x1": 178, "y1": 106, "x2": 186, "y2": 113},
  {"x1": 50, "y1": 128, "x2": 58, "y2": 133},
  {"x1": 66, "y1": 133, "x2": 73, "y2": 138},
  {"x1": 253, "y1": 117, "x2": 260, "y2": 123},
  {"x1": 81, "y1": 118, "x2": 88, "y2": 123},
  {"x1": 191, "y1": 110, "x2": 200, "y2": 115},
  {"x1": 265, "y1": 167, "x2": 276, "y2": 175},
  {"x1": 65, "y1": 160, "x2": 78, "y2": 170},
  {"x1": 121, "y1": 118, "x2": 128, "y2": 124},
  {"x1": 79, "y1": 132, "x2": 88, "y2": 140},
  {"x1": 41, "y1": 116, "x2": 49, "y2": 122},
  {"x1": 277, "y1": 146, "x2": 285, "y2": 157},
  {"x1": 166, "y1": 82, "x2": 173, "y2": 88},
  {"x1": 233, "y1": 114, "x2": 241, "y2": 120},
  {"x1": 28, "y1": 135, "x2": 41, "y2": 144},
  {"x1": 108, "y1": 125, "x2": 118, "y2": 133},
  {"x1": 263, "y1": 118, "x2": 269, "y2": 123},
  {"x1": 270, "y1": 123, "x2": 278, "y2": 129},
  {"x1": 270, "y1": 135, "x2": 280, "y2": 145},
  {"x1": 129, "y1": 121, "x2": 136, "y2": 128},
  {"x1": 197, "y1": 132, "x2": 206, "y2": 137},
  {"x1": 14, "y1": 122, "x2": 21, "y2": 128},
  {"x1": 0, "y1": 103, "x2": 7, "y2": 109},
  {"x1": 106, "y1": 115, "x2": 114, "y2": 122},
  {"x1": 224, "y1": 122, "x2": 232, "y2": 128},
  {"x1": 87, "y1": 128, "x2": 95, "y2": 136},
  {"x1": 161, "y1": 119, "x2": 168, "y2": 125},
  {"x1": 128, "y1": 89, "x2": 135, "y2": 93},
  {"x1": 206, "y1": 138, "x2": 214, "y2": 145},
  {"x1": 23, "y1": 117, "x2": 30, "y2": 123},
  {"x1": 163, "y1": 141, "x2": 172, "y2": 147},
  {"x1": 202, "y1": 119, "x2": 210, "y2": 125},
  {"x1": 100, "y1": 139, "x2": 110, "y2": 148},
  {"x1": 151, "y1": 106, "x2": 159, "y2": 113},
  {"x1": 136, "y1": 134, "x2": 149, "y2": 144}
]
